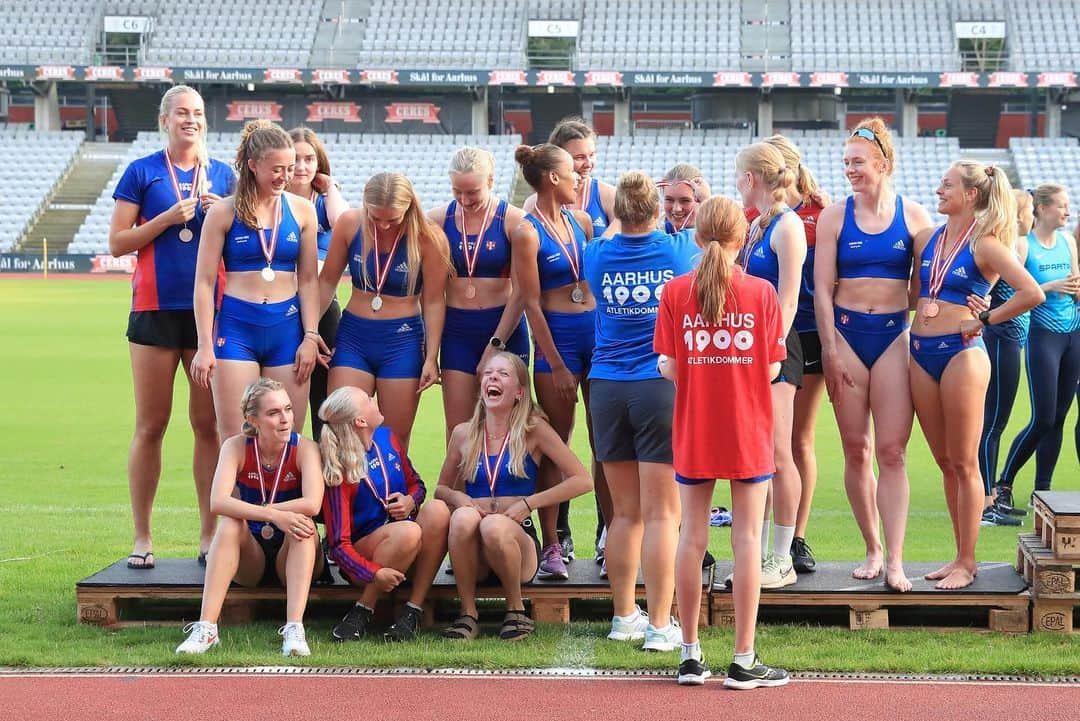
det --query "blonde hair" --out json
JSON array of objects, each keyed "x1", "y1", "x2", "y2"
[
  {"x1": 288, "y1": 126, "x2": 332, "y2": 177},
  {"x1": 847, "y1": 117, "x2": 897, "y2": 176},
  {"x1": 515, "y1": 143, "x2": 568, "y2": 192},
  {"x1": 661, "y1": 163, "x2": 711, "y2": 202},
  {"x1": 240, "y1": 377, "x2": 286, "y2": 437},
  {"x1": 548, "y1": 117, "x2": 595, "y2": 148},
  {"x1": 951, "y1": 160, "x2": 1018, "y2": 250},
  {"x1": 1013, "y1": 189, "x2": 1034, "y2": 236},
  {"x1": 458, "y1": 353, "x2": 547, "y2": 484},
  {"x1": 233, "y1": 120, "x2": 293, "y2": 230},
  {"x1": 1032, "y1": 183, "x2": 1067, "y2": 225},
  {"x1": 693, "y1": 196, "x2": 749, "y2": 324},
  {"x1": 449, "y1": 146, "x2": 496, "y2": 178},
  {"x1": 317, "y1": 387, "x2": 368, "y2": 488},
  {"x1": 361, "y1": 172, "x2": 452, "y2": 296},
  {"x1": 614, "y1": 170, "x2": 660, "y2": 226},
  {"x1": 158, "y1": 85, "x2": 210, "y2": 195},
  {"x1": 736, "y1": 142, "x2": 795, "y2": 233},
  {"x1": 764, "y1": 134, "x2": 824, "y2": 207}
]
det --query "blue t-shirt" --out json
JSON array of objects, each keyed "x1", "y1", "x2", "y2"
[
  {"x1": 583, "y1": 229, "x2": 699, "y2": 381},
  {"x1": 113, "y1": 150, "x2": 235, "y2": 311}
]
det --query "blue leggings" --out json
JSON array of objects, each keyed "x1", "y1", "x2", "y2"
[{"x1": 999, "y1": 326, "x2": 1080, "y2": 491}]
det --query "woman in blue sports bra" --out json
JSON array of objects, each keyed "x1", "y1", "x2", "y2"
[
  {"x1": 435, "y1": 352, "x2": 592, "y2": 641},
  {"x1": 513, "y1": 142, "x2": 602, "y2": 581},
  {"x1": 192, "y1": 120, "x2": 325, "y2": 442},
  {"x1": 318, "y1": 171, "x2": 452, "y2": 451},
  {"x1": 995, "y1": 184, "x2": 1080, "y2": 508},
  {"x1": 287, "y1": 127, "x2": 348, "y2": 443},
  {"x1": 524, "y1": 117, "x2": 618, "y2": 238},
  {"x1": 735, "y1": 142, "x2": 807, "y2": 590},
  {"x1": 427, "y1": 147, "x2": 530, "y2": 439},
  {"x1": 910, "y1": 161, "x2": 1043, "y2": 590},
  {"x1": 814, "y1": 118, "x2": 934, "y2": 592}
]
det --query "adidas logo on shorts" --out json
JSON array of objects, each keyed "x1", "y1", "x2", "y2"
[
  {"x1": 394, "y1": 261, "x2": 409, "y2": 273},
  {"x1": 886, "y1": 319, "x2": 896, "y2": 327},
  {"x1": 953, "y1": 266, "x2": 968, "y2": 278},
  {"x1": 397, "y1": 322, "x2": 413, "y2": 333},
  {"x1": 287, "y1": 304, "x2": 299, "y2": 316},
  {"x1": 938, "y1": 341, "x2": 949, "y2": 349},
  {"x1": 893, "y1": 240, "x2": 906, "y2": 250}
]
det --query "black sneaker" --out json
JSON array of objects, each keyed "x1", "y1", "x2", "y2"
[
  {"x1": 332, "y1": 603, "x2": 372, "y2": 642},
  {"x1": 702, "y1": 550, "x2": 716, "y2": 569},
  {"x1": 981, "y1": 504, "x2": 1021, "y2": 527},
  {"x1": 384, "y1": 604, "x2": 423, "y2": 642},
  {"x1": 723, "y1": 657, "x2": 790, "y2": 690},
  {"x1": 677, "y1": 657, "x2": 712, "y2": 686},
  {"x1": 791, "y1": 537, "x2": 816, "y2": 573},
  {"x1": 558, "y1": 533, "x2": 575, "y2": 563},
  {"x1": 995, "y1": 484, "x2": 1027, "y2": 517}
]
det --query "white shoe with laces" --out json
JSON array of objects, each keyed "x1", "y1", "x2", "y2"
[
  {"x1": 279, "y1": 622, "x2": 311, "y2": 657},
  {"x1": 607, "y1": 605, "x2": 649, "y2": 641},
  {"x1": 176, "y1": 621, "x2": 219, "y2": 655},
  {"x1": 642, "y1": 619, "x2": 682, "y2": 652}
]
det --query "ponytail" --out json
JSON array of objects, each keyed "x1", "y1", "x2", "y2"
[
  {"x1": 737, "y1": 142, "x2": 794, "y2": 232},
  {"x1": 952, "y1": 160, "x2": 1017, "y2": 251},
  {"x1": 317, "y1": 387, "x2": 368, "y2": 488},
  {"x1": 693, "y1": 196, "x2": 748, "y2": 325},
  {"x1": 763, "y1": 134, "x2": 824, "y2": 208},
  {"x1": 234, "y1": 120, "x2": 293, "y2": 230}
]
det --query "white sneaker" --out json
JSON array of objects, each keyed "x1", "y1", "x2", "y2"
[
  {"x1": 642, "y1": 619, "x2": 682, "y2": 652},
  {"x1": 760, "y1": 554, "x2": 797, "y2": 589},
  {"x1": 176, "y1": 621, "x2": 219, "y2": 655},
  {"x1": 279, "y1": 622, "x2": 311, "y2": 657},
  {"x1": 607, "y1": 606, "x2": 649, "y2": 641}
]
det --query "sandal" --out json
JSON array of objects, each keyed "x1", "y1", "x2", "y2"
[
  {"x1": 499, "y1": 610, "x2": 534, "y2": 641},
  {"x1": 126, "y1": 551, "x2": 155, "y2": 570},
  {"x1": 442, "y1": 614, "x2": 479, "y2": 641}
]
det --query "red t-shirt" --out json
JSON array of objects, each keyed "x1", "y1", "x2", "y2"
[
  {"x1": 745, "y1": 200, "x2": 822, "y2": 248},
  {"x1": 653, "y1": 268, "x2": 787, "y2": 480}
]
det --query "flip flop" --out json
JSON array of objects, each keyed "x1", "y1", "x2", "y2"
[
  {"x1": 709, "y1": 506, "x2": 732, "y2": 527},
  {"x1": 126, "y1": 551, "x2": 155, "y2": 570}
]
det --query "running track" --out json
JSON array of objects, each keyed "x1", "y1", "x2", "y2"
[{"x1": 3, "y1": 673, "x2": 1078, "y2": 721}]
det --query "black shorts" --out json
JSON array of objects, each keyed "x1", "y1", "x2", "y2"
[
  {"x1": 772, "y1": 326, "x2": 804, "y2": 389},
  {"x1": 127, "y1": 309, "x2": 199, "y2": 350},
  {"x1": 588, "y1": 378, "x2": 675, "y2": 464},
  {"x1": 798, "y1": 330, "x2": 822, "y2": 376},
  {"x1": 480, "y1": 517, "x2": 541, "y2": 585},
  {"x1": 254, "y1": 528, "x2": 285, "y2": 587}
]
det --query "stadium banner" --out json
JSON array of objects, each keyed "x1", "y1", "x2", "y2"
[
  {"x1": 0, "y1": 253, "x2": 137, "y2": 274},
  {"x1": 7, "y1": 64, "x2": 1080, "y2": 89}
]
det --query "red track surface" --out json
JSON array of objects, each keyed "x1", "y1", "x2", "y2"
[{"x1": 3, "y1": 673, "x2": 1078, "y2": 721}]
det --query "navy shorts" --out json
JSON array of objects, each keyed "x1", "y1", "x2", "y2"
[
  {"x1": 589, "y1": 378, "x2": 674, "y2": 463},
  {"x1": 214, "y1": 295, "x2": 303, "y2": 367},
  {"x1": 675, "y1": 473, "x2": 773, "y2": 485},
  {"x1": 441, "y1": 305, "x2": 530, "y2": 374},
  {"x1": 127, "y1": 309, "x2": 199, "y2": 350},
  {"x1": 331, "y1": 310, "x2": 424, "y2": 378},
  {"x1": 910, "y1": 332, "x2": 987, "y2": 383},
  {"x1": 534, "y1": 309, "x2": 596, "y2": 375},
  {"x1": 835, "y1": 305, "x2": 908, "y2": 370}
]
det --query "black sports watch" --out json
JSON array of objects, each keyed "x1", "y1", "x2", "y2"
[
  {"x1": 489, "y1": 336, "x2": 505, "y2": 350},
  {"x1": 978, "y1": 309, "x2": 993, "y2": 326}
]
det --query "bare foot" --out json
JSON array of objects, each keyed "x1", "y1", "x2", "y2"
[
  {"x1": 935, "y1": 566, "x2": 975, "y2": 590},
  {"x1": 852, "y1": 553, "x2": 883, "y2": 580},
  {"x1": 924, "y1": 561, "x2": 956, "y2": 580},
  {"x1": 884, "y1": 564, "x2": 912, "y2": 593}
]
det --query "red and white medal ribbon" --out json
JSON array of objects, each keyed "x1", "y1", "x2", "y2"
[
  {"x1": 533, "y1": 208, "x2": 583, "y2": 302},
  {"x1": 739, "y1": 222, "x2": 763, "y2": 271},
  {"x1": 164, "y1": 148, "x2": 202, "y2": 242},
  {"x1": 255, "y1": 195, "x2": 282, "y2": 282},
  {"x1": 577, "y1": 177, "x2": 592, "y2": 212},
  {"x1": 364, "y1": 441, "x2": 393, "y2": 513},
  {"x1": 924, "y1": 218, "x2": 977, "y2": 318},
  {"x1": 482, "y1": 426, "x2": 512, "y2": 506},
  {"x1": 368, "y1": 217, "x2": 405, "y2": 311},
  {"x1": 254, "y1": 435, "x2": 290, "y2": 538},
  {"x1": 457, "y1": 198, "x2": 495, "y2": 289}
]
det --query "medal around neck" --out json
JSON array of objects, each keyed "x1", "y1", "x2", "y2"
[
  {"x1": 261, "y1": 266, "x2": 276, "y2": 282},
  {"x1": 260, "y1": 523, "x2": 275, "y2": 540},
  {"x1": 371, "y1": 295, "x2": 384, "y2": 311},
  {"x1": 178, "y1": 227, "x2": 194, "y2": 243}
]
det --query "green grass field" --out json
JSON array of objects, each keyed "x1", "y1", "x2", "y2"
[{"x1": 1, "y1": 278, "x2": 1078, "y2": 672}]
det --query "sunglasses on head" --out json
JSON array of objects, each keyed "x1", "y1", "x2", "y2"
[{"x1": 850, "y1": 127, "x2": 887, "y2": 159}]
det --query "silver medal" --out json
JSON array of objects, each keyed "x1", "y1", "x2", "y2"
[
  {"x1": 261, "y1": 266, "x2": 276, "y2": 282},
  {"x1": 260, "y1": 523, "x2": 275, "y2": 540},
  {"x1": 465, "y1": 283, "x2": 477, "y2": 299},
  {"x1": 178, "y1": 227, "x2": 194, "y2": 243},
  {"x1": 371, "y1": 295, "x2": 384, "y2": 312},
  {"x1": 571, "y1": 285, "x2": 585, "y2": 303}
]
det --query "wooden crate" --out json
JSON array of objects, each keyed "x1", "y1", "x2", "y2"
[
  {"x1": 1033, "y1": 491, "x2": 1080, "y2": 560},
  {"x1": 1016, "y1": 533, "x2": 1079, "y2": 597},
  {"x1": 1032, "y1": 598, "x2": 1076, "y2": 634}
]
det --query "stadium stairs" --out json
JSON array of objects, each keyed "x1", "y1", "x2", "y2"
[
  {"x1": 19, "y1": 142, "x2": 130, "y2": 254},
  {"x1": 309, "y1": 0, "x2": 373, "y2": 68},
  {"x1": 947, "y1": 92, "x2": 1004, "y2": 148},
  {"x1": 740, "y1": 0, "x2": 791, "y2": 71},
  {"x1": 961, "y1": 147, "x2": 1020, "y2": 188},
  {"x1": 107, "y1": 88, "x2": 163, "y2": 142}
]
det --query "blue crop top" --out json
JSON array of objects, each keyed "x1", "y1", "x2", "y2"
[
  {"x1": 223, "y1": 194, "x2": 302, "y2": 273},
  {"x1": 348, "y1": 226, "x2": 419, "y2": 296},
  {"x1": 527, "y1": 209, "x2": 588, "y2": 291},
  {"x1": 742, "y1": 209, "x2": 790, "y2": 291},
  {"x1": 465, "y1": 450, "x2": 539, "y2": 499},
  {"x1": 580, "y1": 177, "x2": 609, "y2": 236},
  {"x1": 444, "y1": 199, "x2": 511, "y2": 278},
  {"x1": 314, "y1": 194, "x2": 331, "y2": 261},
  {"x1": 918, "y1": 226, "x2": 992, "y2": 306},
  {"x1": 836, "y1": 195, "x2": 913, "y2": 281}
]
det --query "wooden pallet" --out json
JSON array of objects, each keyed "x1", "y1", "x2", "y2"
[
  {"x1": 76, "y1": 558, "x2": 712, "y2": 629},
  {"x1": 1016, "y1": 533, "x2": 1080, "y2": 597},
  {"x1": 708, "y1": 561, "x2": 1030, "y2": 633},
  {"x1": 1033, "y1": 491, "x2": 1080, "y2": 560}
]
